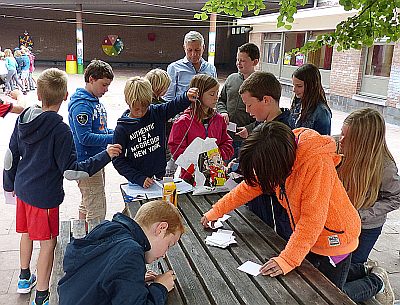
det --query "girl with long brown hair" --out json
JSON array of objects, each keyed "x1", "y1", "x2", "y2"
[{"x1": 290, "y1": 63, "x2": 332, "y2": 135}]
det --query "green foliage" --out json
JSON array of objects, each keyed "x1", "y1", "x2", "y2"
[{"x1": 197, "y1": 0, "x2": 400, "y2": 54}]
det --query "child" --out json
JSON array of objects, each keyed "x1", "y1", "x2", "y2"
[
  {"x1": 290, "y1": 63, "x2": 332, "y2": 135},
  {"x1": 236, "y1": 71, "x2": 292, "y2": 240},
  {"x1": 168, "y1": 74, "x2": 234, "y2": 183},
  {"x1": 217, "y1": 42, "x2": 259, "y2": 159},
  {"x1": 68, "y1": 59, "x2": 114, "y2": 225},
  {"x1": 0, "y1": 89, "x2": 24, "y2": 117},
  {"x1": 2, "y1": 68, "x2": 121, "y2": 305},
  {"x1": 58, "y1": 200, "x2": 183, "y2": 305},
  {"x1": 201, "y1": 121, "x2": 361, "y2": 291},
  {"x1": 112, "y1": 76, "x2": 198, "y2": 188},
  {"x1": 337, "y1": 108, "x2": 398, "y2": 305},
  {"x1": 145, "y1": 68, "x2": 171, "y2": 105}
]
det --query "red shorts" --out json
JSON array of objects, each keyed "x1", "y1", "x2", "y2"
[{"x1": 16, "y1": 198, "x2": 59, "y2": 240}]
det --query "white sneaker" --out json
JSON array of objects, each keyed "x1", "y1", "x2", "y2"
[{"x1": 371, "y1": 266, "x2": 395, "y2": 305}]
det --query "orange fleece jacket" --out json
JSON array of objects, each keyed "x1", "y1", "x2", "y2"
[{"x1": 205, "y1": 128, "x2": 361, "y2": 275}]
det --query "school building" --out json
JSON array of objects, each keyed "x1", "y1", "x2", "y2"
[
  {"x1": 1, "y1": 0, "x2": 399, "y2": 124},
  {"x1": 239, "y1": 0, "x2": 400, "y2": 125}
]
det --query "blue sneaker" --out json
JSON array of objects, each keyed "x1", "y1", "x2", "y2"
[
  {"x1": 31, "y1": 293, "x2": 49, "y2": 305},
  {"x1": 17, "y1": 273, "x2": 37, "y2": 293}
]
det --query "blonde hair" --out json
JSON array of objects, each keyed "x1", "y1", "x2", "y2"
[
  {"x1": 124, "y1": 76, "x2": 153, "y2": 108},
  {"x1": 145, "y1": 69, "x2": 171, "y2": 99},
  {"x1": 37, "y1": 68, "x2": 68, "y2": 106},
  {"x1": 14, "y1": 50, "x2": 22, "y2": 57},
  {"x1": 337, "y1": 108, "x2": 394, "y2": 209},
  {"x1": 134, "y1": 200, "x2": 185, "y2": 235},
  {"x1": 189, "y1": 74, "x2": 218, "y2": 121},
  {"x1": 4, "y1": 49, "x2": 13, "y2": 57}
]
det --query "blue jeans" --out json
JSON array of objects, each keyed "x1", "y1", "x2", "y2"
[
  {"x1": 344, "y1": 263, "x2": 383, "y2": 302},
  {"x1": 306, "y1": 252, "x2": 351, "y2": 290},
  {"x1": 246, "y1": 194, "x2": 293, "y2": 241},
  {"x1": 351, "y1": 226, "x2": 383, "y2": 264}
]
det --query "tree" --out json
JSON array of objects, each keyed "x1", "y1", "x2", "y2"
[{"x1": 195, "y1": 0, "x2": 400, "y2": 54}]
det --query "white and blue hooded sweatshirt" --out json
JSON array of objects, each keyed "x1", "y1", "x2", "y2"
[
  {"x1": 68, "y1": 88, "x2": 113, "y2": 162},
  {"x1": 3, "y1": 105, "x2": 111, "y2": 209}
]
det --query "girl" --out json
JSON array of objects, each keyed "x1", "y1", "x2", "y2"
[
  {"x1": 338, "y1": 108, "x2": 400, "y2": 263},
  {"x1": 168, "y1": 74, "x2": 233, "y2": 183},
  {"x1": 145, "y1": 68, "x2": 171, "y2": 105},
  {"x1": 290, "y1": 63, "x2": 332, "y2": 135},
  {"x1": 338, "y1": 108, "x2": 398, "y2": 304},
  {"x1": 4, "y1": 49, "x2": 24, "y2": 94},
  {"x1": 201, "y1": 121, "x2": 360, "y2": 290}
]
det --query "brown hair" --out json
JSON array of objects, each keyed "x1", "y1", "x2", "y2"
[
  {"x1": 292, "y1": 63, "x2": 330, "y2": 122},
  {"x1": 239, "y1": 71, "x2": 281, "y2": 102},
  {"x1": 239, "y1": 121, "x2": 297, "y2": 194},
  {"x1": 238, "y1": 42, "x2": 260, "y2": 61},
  {"x1": 134, "y1": 200, "x2": 185, "y2": 235},
  {"x1": 37, "y1": 68, "x2": 68, "y2": 106},
  {"x1": 189, "y1": 74, "x2": 218, "y2": 121},
  {"x1": 84, "y1": 59, "x2": 114, "y2": 83},
  {"x1": 337, "y1": 108, "x2": 394, "y2": 209}
]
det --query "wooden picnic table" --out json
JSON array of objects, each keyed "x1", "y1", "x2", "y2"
[{"x1": 123, "y1": 191, "x2": 357, "y2": 305}]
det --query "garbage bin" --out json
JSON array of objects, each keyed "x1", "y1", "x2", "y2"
[{"x1": 66, "y1": 54, "x2": 77, "y2": 74}]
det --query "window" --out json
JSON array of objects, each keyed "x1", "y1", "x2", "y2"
[
  {"x1": 283, "y1": 32, "x2": 306, "y2": 66},
  {"x1": 365, "y1": 45, "x2": 394, "y2": 77},
  {"x1": 263, "y1": 42, "x2": 281, "y2": 64},
  {"x1": 307, "y1": 45, "x2": 333, "y2": 70}
]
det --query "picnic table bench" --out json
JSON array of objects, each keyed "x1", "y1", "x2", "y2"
[{"x1": 124, "y1": 191, "x2": 357, "y2": 305}]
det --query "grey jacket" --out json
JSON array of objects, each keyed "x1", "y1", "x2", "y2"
[
  {"x1": 216, "y1": 73, "x2": 255, "y2": 141},
  {"x1": 359, "y1": 159, "x2": 400, "y2": 229}
]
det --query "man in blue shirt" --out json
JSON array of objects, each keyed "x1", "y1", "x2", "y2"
[{"x1": 164, "y1": 31, "x2": 217, "y2": 102}]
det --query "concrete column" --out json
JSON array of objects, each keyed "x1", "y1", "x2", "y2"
[
  {"x1": 76, "y1": 4, "x2": 84, "y2": 74},
  {"x1": 208, "y1": 13, "x2": 217, "y2": 65},
  {"x1": 386, "y1": 42, "x2": 400, "y2": 108}
]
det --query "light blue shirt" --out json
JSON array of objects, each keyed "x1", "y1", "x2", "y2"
[{"x1": 164, "y1": 57, "x2": 217, "y2": 102}]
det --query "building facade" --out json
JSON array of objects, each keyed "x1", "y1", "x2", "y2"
[{"x1": 238, "y1": 0, "x2": 400, "y2": 125}]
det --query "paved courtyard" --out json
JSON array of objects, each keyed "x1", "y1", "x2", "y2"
[{"x1": 0, "y1": 66, "x2": 398, "y2": 304}]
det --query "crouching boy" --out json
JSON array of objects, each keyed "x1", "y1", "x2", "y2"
[{"x1": 58, "y1": 200, "x2": 184, "y2": 305}]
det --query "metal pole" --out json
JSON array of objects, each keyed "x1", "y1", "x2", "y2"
[
  {"x1": 208, "y1": 13, "x2": 217, "y2": 65},
  {"x1": 76, "y1": 4, "x2": 84, "y2": 74}
]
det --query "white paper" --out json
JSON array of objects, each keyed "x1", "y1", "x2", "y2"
[
  {"x1": 4, "y1": 191, "x2": 16, "y2": 205},
  {"x1": 237, "y1": 261, "x2": 262, "y2": 276},
  {"x1": 219, "y1": 215, "x2": 231, "y2": 222},
  {"x1": 227, "y1": 122, "x2": 237, "y2": 132},
  {"x1": 208, "y1": 220, "x2": 223, "y2": 229},
  {"x1": 205, "y1": 228, "x2": 236, "y2": 248},
  {"x1": 223, "y1": 177, "x2": 239, "y2": 191}
]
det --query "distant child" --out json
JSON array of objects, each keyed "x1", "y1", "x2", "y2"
[
  {"x1": 236, "y1": 71, "x2": 292, "y2": 240},
  {"x1": 216, "y1": 42, "x2": 259, "y2": 159},
  {"x1": 68, "y1": 60, "x2": 114, "y2": 225},
  {"x1": 290, "y1": 63, "x2": 332, "y2": 135},
  {"x1": 168, "y1": 74, "x2": 234, "y2": 183},
  {"x1": 58, "y1": 200, "x2": 183, "y2": 305},
  {"x1": 3, "y1": 68, "x2": 121, "y2": 305},
  {"x1": 112, "y1": 76, "x2": 198, "y2": 188},
  {"x1": 202, "y1": 121, "x2": 361, "y2": 291}
]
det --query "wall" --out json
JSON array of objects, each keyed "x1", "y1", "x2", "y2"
[{"x1": 0, "y1": 7, "x2": 230, "y2": 66}]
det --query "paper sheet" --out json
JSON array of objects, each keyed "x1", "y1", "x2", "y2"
[
  {"x1": 227, "y1": 122, "x2": 237, "y2": 132},
  {"x1": 237, "y1": 261, "x2": 262, "y2": 276},
  {"x1": 4, "y1": 191, "x2": 16, "y2": 205}
]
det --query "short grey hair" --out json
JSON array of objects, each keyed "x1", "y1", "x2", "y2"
[{"x1": 184, "y1": 31, "x2": 204, "y2": 46}]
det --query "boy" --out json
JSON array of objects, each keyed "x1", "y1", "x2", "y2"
[
  {"x1": 233, "y1": 71, "x2": 292, "y2": 240},
  {"x1": 68, "y1": 60, "x2": 114, "y2": 225},
  {"x1": 58, "y1": 200, "x2": 182, "y2": 305},
  {"x1": 3, "y1": 68, "x2": 121, "y2": 305},
  {"x1": 112, "y1": 76, "x2": 198, "y2": 188},
  {"x1": 216, "y1": 42, "x2": 259, "y2": 159}
]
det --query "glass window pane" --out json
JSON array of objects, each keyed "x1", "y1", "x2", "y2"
[
  {"x1": 284, "y1": 32, "x2": 305, "y2": 66},
  {"x1": 365, "y1": 45, "x2": 393, "y2": 77},
  {"x1": 263, "y1": 42, "x2": 281, "y2": 64},
  {"x1": 307, "y1": 45, "x2": 333, "y2": 70}
]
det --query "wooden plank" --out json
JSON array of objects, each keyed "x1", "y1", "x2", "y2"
[
  {"x1": 155, "y1": 259, "x2": 185, "y2": 305},
  {"x1": 49, "y1": 220, "x2": 71, "y2": 305},
  {"x1": 179, "y1": 194, "x2": 275, "y2": 305},
  {"x1": 196, "y1": 194, "x2": 327, "y2": 305},
  {"x1": 234, "y1": 204, "x2": 355, "y2": 305},
  {"x1": 72, "y1": 219, "x2": 86, "y2": 239}
]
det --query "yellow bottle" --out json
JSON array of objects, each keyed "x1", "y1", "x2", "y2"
[{"x1": 162, "y1": 181, "x2": 177, "y2": 207}]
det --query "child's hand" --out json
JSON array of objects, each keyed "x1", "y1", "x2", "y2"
[
  {"x1": 145, "y1": 270, "x2": 158, "y2": 282},
  {"x1": 106, "y1": 144, "x2": 122, "y2": 158},
  {"x1": 260, "y1": 258, "x2": 283, "y2": 277},
  {"x1": 154, "y1": 270, "x2": 176, "y2": 292},
  {"x1": 187, "y1": 87, "x2": 199, "y2": 102},
  {"x1": 221, "y1": 113, "x2": 229, "y2": 124},
  {"x1": 236, "y1": 127, "x2": 249, "y2": 139},
  {"x1": 9, "y1": 89, "x2": 22, "y2": 101},
  {"x1": 143, "y1": 177, "x2": 154, "y2": 188},
  {"x1": 201, "y1": 215, "x2": 215, "y2": 228}
]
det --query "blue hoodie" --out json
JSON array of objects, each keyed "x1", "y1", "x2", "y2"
[
  {"x1": 58, "y1": 213, "x2": 168, "y2": 305},
  {"x1": 112, "y1": 92, "x2": 190, "y2": 186},
  {"x1": 3, "y1": 105, "x2": 111, "y2": 209},
  {"x1": 68, "y1": 88, "x2": 113, "y2": 161}
]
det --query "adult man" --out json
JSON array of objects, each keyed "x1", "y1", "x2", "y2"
[
  {"x1": 216, "y1": 42, "x2": 259, "y2": 159},
  {"x1": 164, "y1": 31, "x2": 217, "y2": 102}
]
